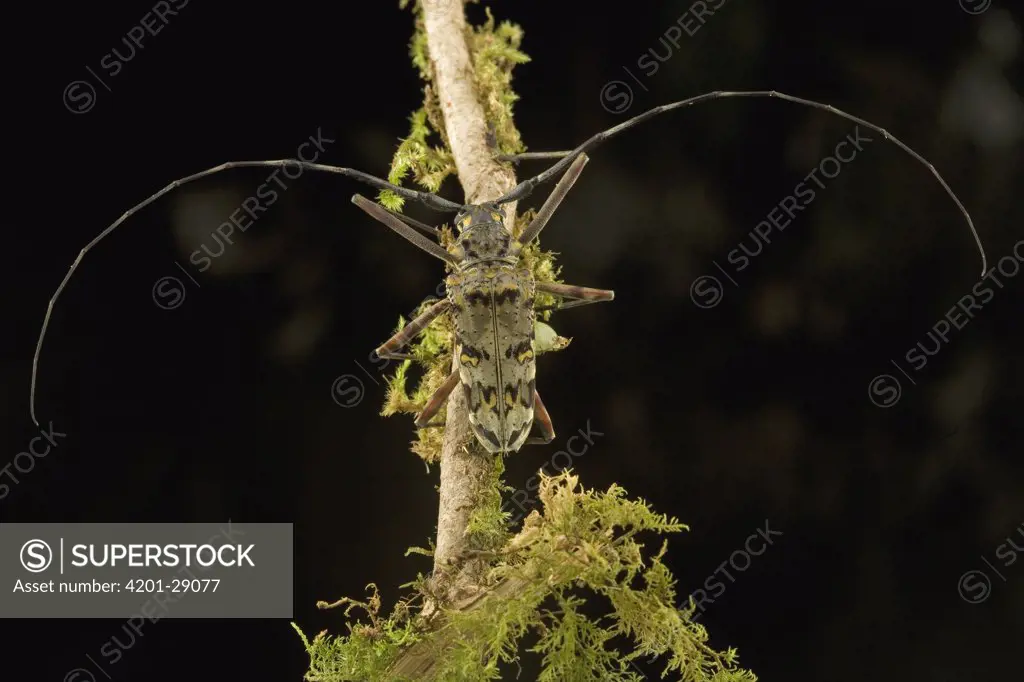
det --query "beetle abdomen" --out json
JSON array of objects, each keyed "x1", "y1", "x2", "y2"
[{"x1": 450, "y1": 266, "x2": 536, "y2": 453}]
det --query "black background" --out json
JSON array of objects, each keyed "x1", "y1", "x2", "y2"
[{"x1": 3, "y1": 0, "x2": 1022, "y2": 680}]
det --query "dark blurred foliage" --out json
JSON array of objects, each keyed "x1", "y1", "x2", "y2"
[{"x1": 2, "y1": 0, "x2": 1022, "y2": 680}]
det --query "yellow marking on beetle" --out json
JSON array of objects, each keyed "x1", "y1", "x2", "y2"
[
  {"x1": 485, "y1": 269, "x2": 497, "y2": 279},
  {"x1": 490, "y1": 211, "x2": 502, "y2": 221},
  {"x1": 460, "y1": 352, "x2": 480, "y2": 368},
  {"x1": 485, "y1": 390, "x2": 497, "y2": 409},
  {"x1": 517, "y1": 348, "x2": 534, "y2": 363}
]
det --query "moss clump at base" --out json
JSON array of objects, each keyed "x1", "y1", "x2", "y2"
[{"x1": 294, "y1": 472, "x2": 757, "y2": 682}]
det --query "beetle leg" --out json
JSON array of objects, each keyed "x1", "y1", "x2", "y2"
[
  {"x1": 488, "y1": 124, "x2": 573, "y2": 164},
  {"x1": 374, "y1": 299, "x2": 451, "y2": 360},
  {"x1": 414, "y1": 370, "x2": 461, "y2": 429},
  {"x1": 523, "y1": 391, "x2": 556, "y2": 446},
  {"x1": 351, "y1": 195, "x2": 459, "y2": 266},
  {"x1": 513, "y1": 154, "x2": 589, "y2": 248},
  {"x1": 381, "y1": 205, "x2": 440, "y2": 237},
  {"x1": 497, "y1": 150, "x2": 573, "y2": 163},
  {"x1": 534, "y1": 281, "x2": 615, "y2": 312}
]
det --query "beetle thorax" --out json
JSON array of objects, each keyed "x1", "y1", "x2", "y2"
[
  {"x1": 451, "y1": 204, "x2": 515, "y2": 268},
  {"x1": 456, "y1": 222, "x2": 515, "y2": 266}
]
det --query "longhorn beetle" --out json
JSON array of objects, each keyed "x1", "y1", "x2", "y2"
[
  {"x1": 30, "y1": 90, "x2": 988, "y2": 454},
  {"x1": 353, "y1": 153, "x2": 607, "y2": 454}
]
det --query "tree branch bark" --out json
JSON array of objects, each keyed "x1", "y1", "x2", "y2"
[
  {"x1": 423, "y1": 0, "x2": 517, "y2": 600},
  {"x1": 386, "y1": 3, "x2": 522, "y2": 676}
]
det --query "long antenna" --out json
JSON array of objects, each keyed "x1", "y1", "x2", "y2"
[
  {"x1": 497, "y1": 90, "x2": 987, "y2": 278},
  {"x1": 30, "y1": 159, "x2": 460, "y2": 426}
]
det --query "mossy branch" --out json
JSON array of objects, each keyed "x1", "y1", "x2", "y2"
[
  {"x1": 407, "y1": 0, "x2": 519, "y2": 604},
  {"x1": 292, "y1": 1, "x2": 759, "y2": 680},
  {"x1": 381, "y1": 1, "x2": 528, "y2": 211}
]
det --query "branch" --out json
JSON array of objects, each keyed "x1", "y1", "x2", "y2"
[
  {"x1": 423, "y1": 0, "x2": 517, "y2": 598},
  {"x1": 387, "y1": 0, "x2": 521, "y2": 676}
]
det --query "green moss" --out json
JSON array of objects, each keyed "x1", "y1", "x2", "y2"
[
  {"x1": 379, "y1": 296, "x2": 454, "y2": 465},
  {"x1": 292, "y1": 585, "x2": 423, "y2": 681},
  {"x1": 464, "y1": 449, "x2": 514, "y2": 552},
  {"x1": 515, "y1": 208, "x2": 564, "y2": 321},
  {"x1": 467, "y1": 7, "x2": 530, "y2": 158},
  {"x1": 293, "y1": 473, "x2": 758, "y2": 681}
]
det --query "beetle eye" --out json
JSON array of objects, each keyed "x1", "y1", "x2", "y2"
[{"x1": 458, "y1": 215, "x2": 471, "y2": 228}]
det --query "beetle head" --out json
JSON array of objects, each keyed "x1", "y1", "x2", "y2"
[{"x1": 454, "y1": 203, "x2": 505, "y2": 232}]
